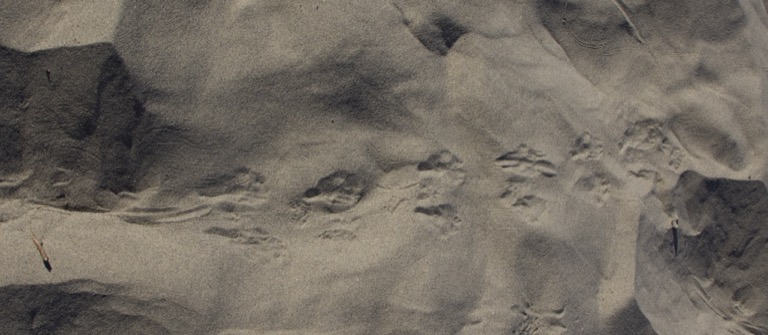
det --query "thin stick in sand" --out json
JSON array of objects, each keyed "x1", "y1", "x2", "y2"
[
  {"x1": 32, "y1": 233, "x2": 52, "y2": 272},
  {"x1": 671, "y1": 219, "x2": 679, "y2": 257}
]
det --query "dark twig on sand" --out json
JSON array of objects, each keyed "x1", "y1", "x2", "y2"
[
  {"x1": 671, "y1": 219, "x2": 679, "y2": 256},
  {"x1": 32, "y1": 233, "x2": 52, "y2": 272}
]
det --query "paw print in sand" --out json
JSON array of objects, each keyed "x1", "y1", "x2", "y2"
[
  {"x1": 205, "y1": 226, "x2": 285, "y2": 252},
  {"x1": 496, "y1": 144, "x2": 557, "y2": 178},
  {"x1": 501, "y1": 192, "x2": 547, "y2": 222},
  {"x1": 302, "y1": 170, "x2": 366, "y2": 213},
  {"x1": 416, "y1": 150, "x2": 466, "y2": 197},
  {"x1": 414, "y1": 151, "x2": 465, "y2": 236},
  {"x1": 509, "y1": 303, "x2": 567, "y2": 335},
  {"x1": 417, "y1": 150, "x2": 463, "y2": 172},
  {"x1": 318, "y1": 229, "x2": 356, "y2": 241},
  {"x1": 496, "y1": 144, "x2": 556, "y2": 223},
  {"x1": 573, "y1": 173, "x2": 613, "y2": 207},
  {"x1": 569, "y1": 132, "x2": 603, "y2": 161},
  {"x1": 619, "y1": 119, "x2": 683, "y2": 169},
  {"x1": 194, "y1": 167, "x2": 265, "y2": 197},
  {"x1": 414, "y1": 203, "x2": 461, "y2": 236}
]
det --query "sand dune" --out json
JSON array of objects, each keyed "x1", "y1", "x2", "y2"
[{"x1": 2, "y1": 0, "x2": 768, "y2": 334}]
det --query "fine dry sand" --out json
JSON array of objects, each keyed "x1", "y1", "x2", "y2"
[{"x1": 2, "y1": 1, "x2": 768, "y2": 334}]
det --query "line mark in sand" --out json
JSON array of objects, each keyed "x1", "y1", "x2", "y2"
[{"x1": 610, "y1": 0, "x2": 646, "y2": 44}]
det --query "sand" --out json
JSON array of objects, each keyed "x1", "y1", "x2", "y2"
[{"x1": 1, "y1": 0, "x2": 768, "y2": 334}]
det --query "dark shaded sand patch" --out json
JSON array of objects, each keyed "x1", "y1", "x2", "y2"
[{"x1": 0, "y1": 280, "x2": 201, "y2": 335}]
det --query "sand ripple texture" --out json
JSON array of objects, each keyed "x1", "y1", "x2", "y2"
[{"x1": 2, "y1": 0, "x2": 768, "y2": 334}]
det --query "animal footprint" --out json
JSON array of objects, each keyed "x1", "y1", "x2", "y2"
[
  {"x1": 302, "y1": 170, "x2": 366, "y2": 213},
  {"x1": 117, "y1": 167, "x2": 267, "y2": 224},
  {"x1": 414, "y1": 203, "x2": 460, "y2": 235},
  {"x1": 620, "y1": 120, "x2": 665, "y2": 153},
  {"x1": 318, "y1": 229, "x2": 356, "y2": 241},
  {"x1": 415, "y1": 204, "x2": 456, "y2": 216},
  {"x1": 496, "y1": 144, "x2": 557, "y2": 178},
  {"x1": 415, "y1": 150, "x2": 466, "y2": 196},
  {"x1": 569, "y1": 132, "x2": 603, "y2": 161},
  {"x1": 194, "y1": 167, "x2": 268, "y2": 213},
  {"x1": 194, "y1": 167, "x2": 264, "y2": 197},
  {"x1": 413, "y1": 151, "x2": 466, "y2": 236},
  {"x1": 665, "y1": 143, "x2": 684, "y2": 170},
  {"x1": 417, "y1": 150, "x2": 463, "y2": 172},
  {"x1": 500, "y1": 193, "x2": 546, "y2": 222},
  {"x1": 287, "y1": 200, "x2": 311, "y2": 223},
  {"x1": 509, "y1": 303, "x2": 567, "y2": 335},
  {"x1": 573, "y1": 174, "x2": 612, "y2": 207},
  {"x1": 496, "y1": 145, "x2": 556, "y2": 222},
  {"x1": 205, "y1": 226, "x2": 286, "y2": 262},
  {"x1": 205, "y1": 226, "x2": 284, "y2": 249},
  {"x1": 619, "y1": 119, "x2": 683, "y2": 169}
]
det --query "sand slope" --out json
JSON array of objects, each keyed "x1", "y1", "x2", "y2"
[
  {"x1": 0, "y1": 43, "x2": 145, "y2": 210},
  {"x1": 2, "y1": 0, "x2": 768, "y2": 334}
]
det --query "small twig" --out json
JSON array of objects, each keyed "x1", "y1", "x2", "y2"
[
  {"x1": 32, "y1": 233, "x2": 52, "y2": 272},
  {"x1": 671, "y1": 219, "x2": 679, "y2": 256}
]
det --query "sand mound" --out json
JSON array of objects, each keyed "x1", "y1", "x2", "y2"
[
  {"x1": 637, "y1": 171, "x2": 768, "y2": 335},
  {"x1": 0, "y1": 43, "x2": 146, "y2": 211},
  {"x1": 0, "y1": 280, "x2": 202, "y2": 334}
]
